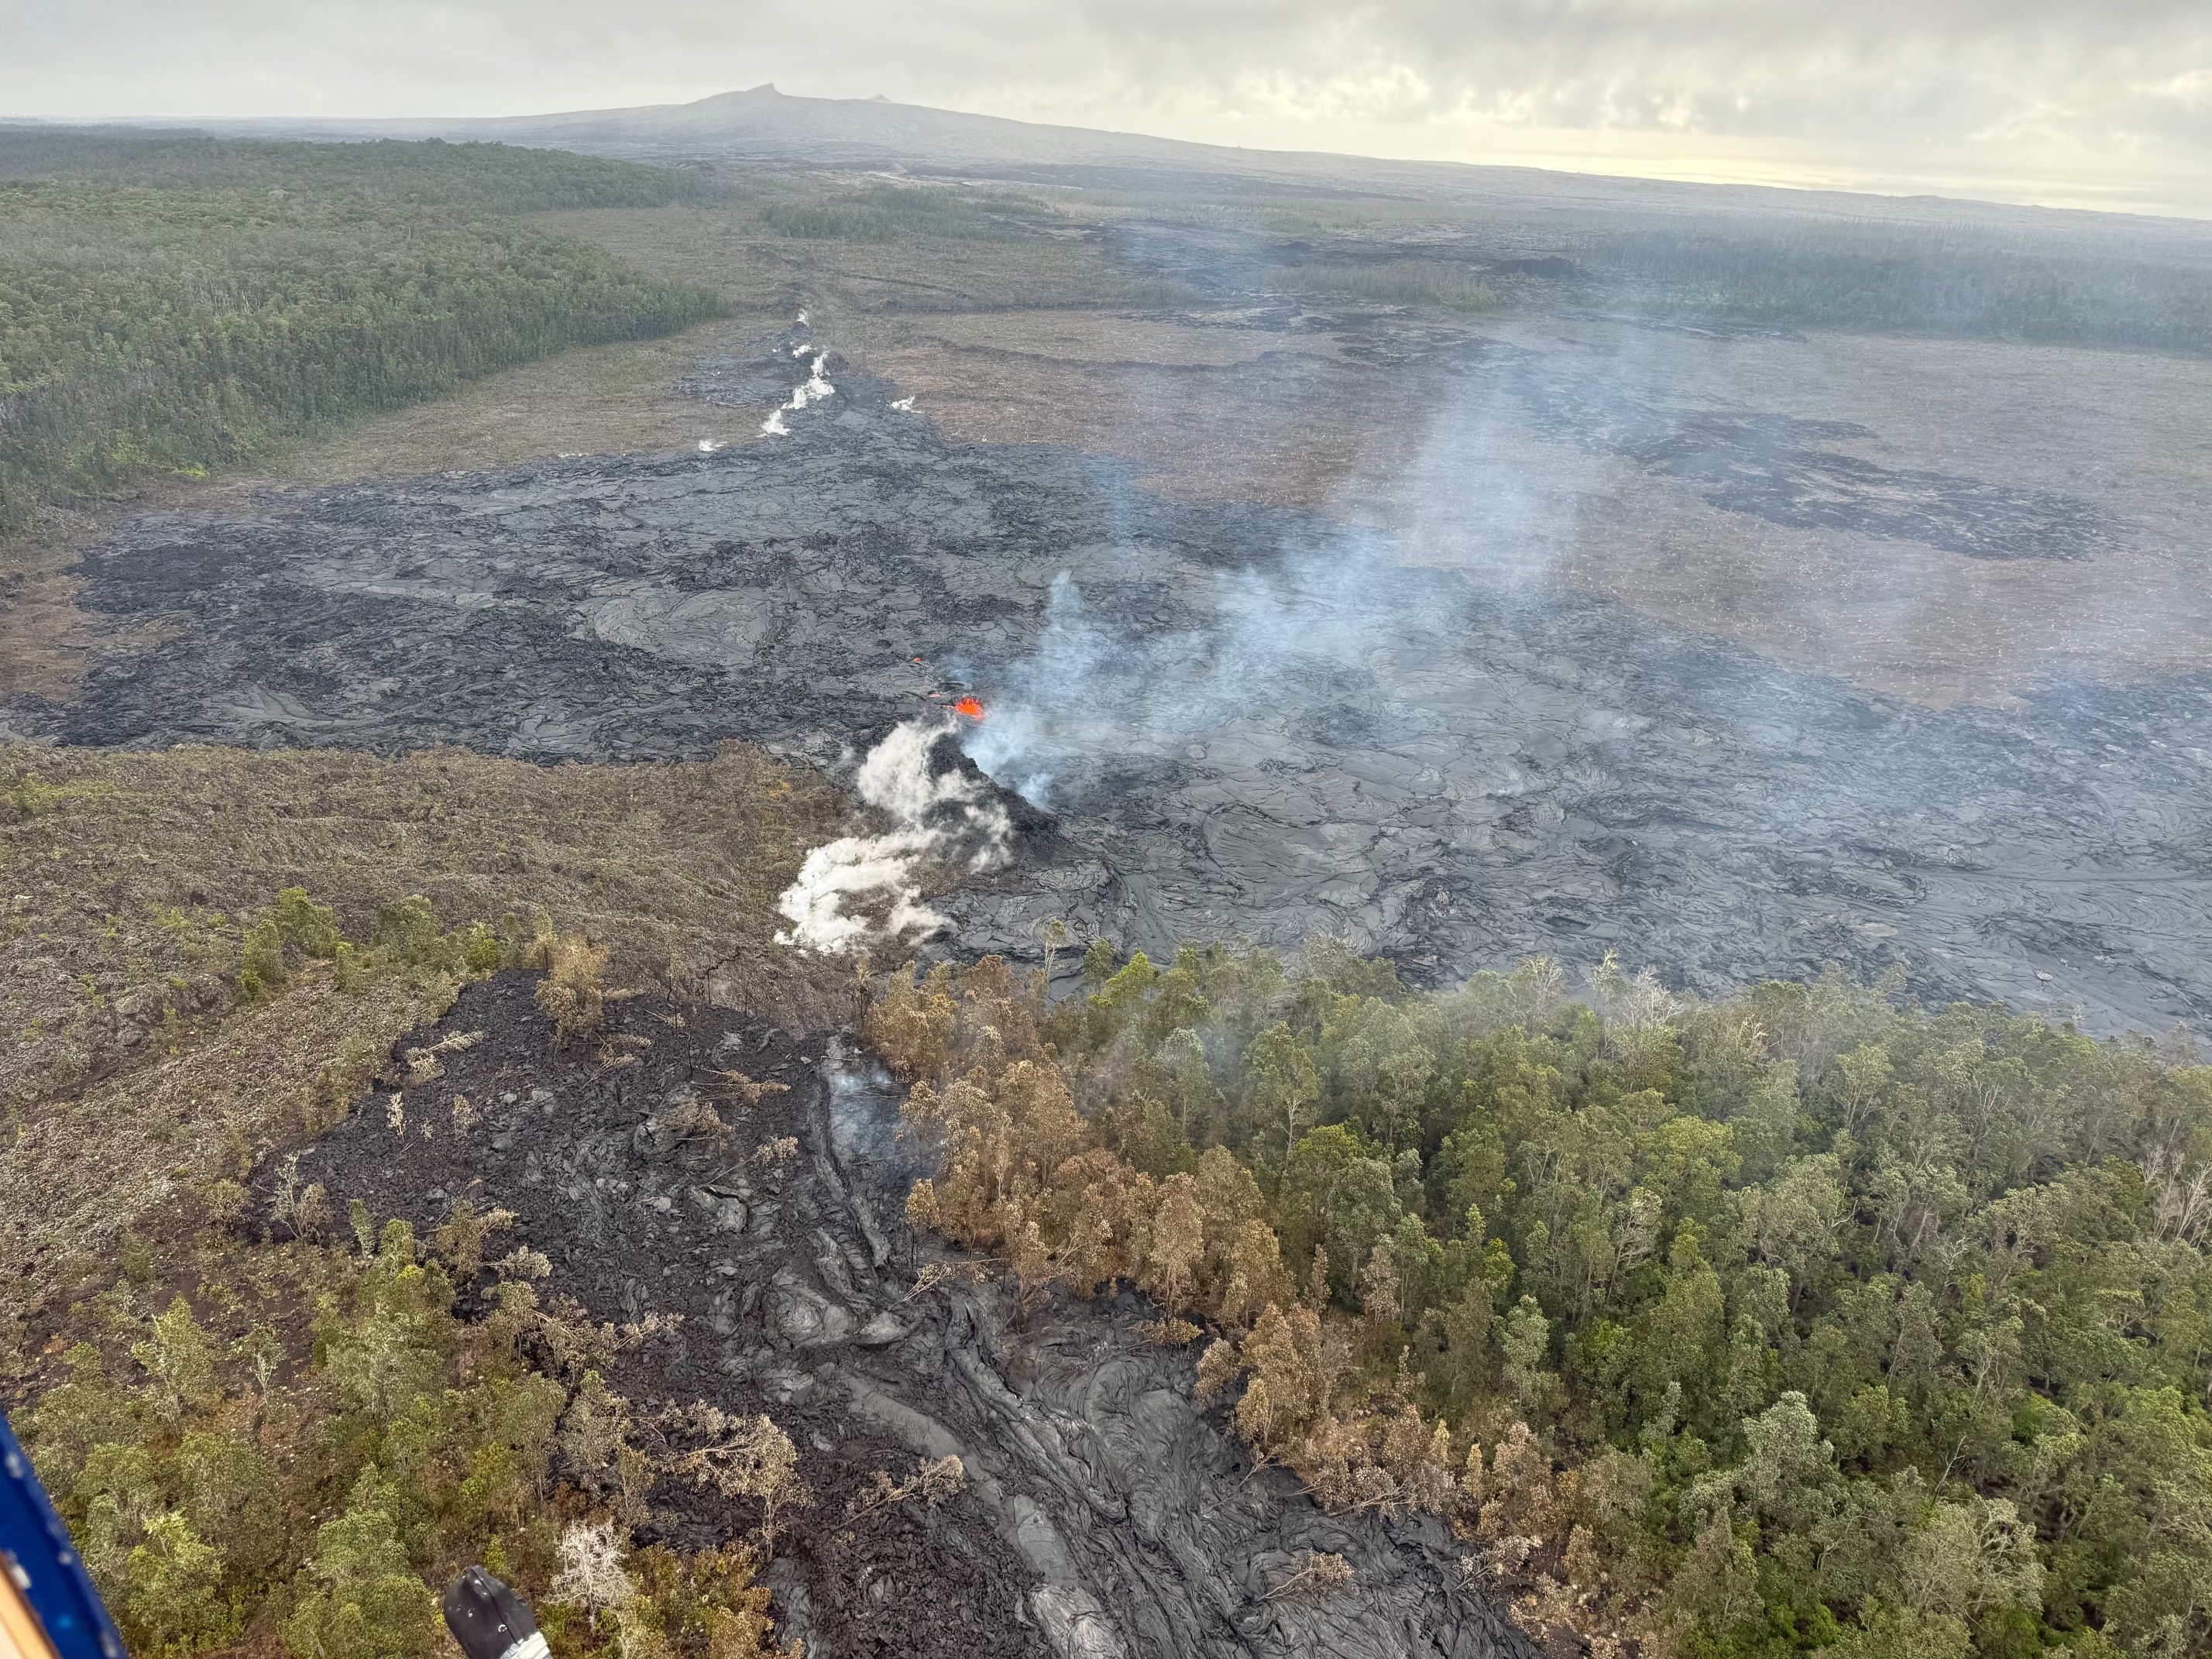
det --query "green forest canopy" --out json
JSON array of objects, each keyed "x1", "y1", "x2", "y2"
[
  {"x1": 0, "y1": 132, "x2": 724, "y2": 531},
  {"x1": 1016, "y1": 943, "x2": 2210, "y2": 1658},
  {"x1": 8, "y1": 860, "x2": 2207, "y2": 1659}
]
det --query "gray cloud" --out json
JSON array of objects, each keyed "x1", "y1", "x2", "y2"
[{"x1": 2, "y1": 0, "x2": 2206, "y2": 213}]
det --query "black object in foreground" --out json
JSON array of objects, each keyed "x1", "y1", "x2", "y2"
[{"x1": 443, "y1": 1568, "x2": 546, "y2": 1659}]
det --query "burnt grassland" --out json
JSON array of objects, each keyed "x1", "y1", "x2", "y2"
[{"x1": 0, "y1": 739, "x2": 845, "y2": 1331}]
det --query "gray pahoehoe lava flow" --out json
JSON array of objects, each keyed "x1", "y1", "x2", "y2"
[{"x1": 12, "y1": 335, "x2": 2210, "y2": 1032}]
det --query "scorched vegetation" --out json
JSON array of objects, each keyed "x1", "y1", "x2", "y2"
[
  {"x1": 15, "y1": 1197, "x2": 799, "y2": 1659},
  {"x1": 871, "y1": 946, "x2": 2212, "y2": 1659},
  {"x1": 0, "y1": 739, "x2": 841, "y2": 1333}
]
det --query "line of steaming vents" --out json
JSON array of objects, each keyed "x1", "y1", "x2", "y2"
[
  {"x1": 760, "y1": 352, "x2": 831, "y2": 437},
  {"x1": 692, "y1": 314, "x2": 918, "y2": 450},
  {"x1": 751, "y1": 313, "x2": 915, "y2": 438},
  {"x1": 750, "y1": 312, "x2": 974, "y2": 950}
]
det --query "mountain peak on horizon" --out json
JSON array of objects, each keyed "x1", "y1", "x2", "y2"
[{"x1": 182, "y1": 82, "x2": 2208, "y2": 235}]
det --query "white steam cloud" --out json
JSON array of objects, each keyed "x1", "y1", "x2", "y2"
[
  {"x1": 962, "y1": 542, "x2": 1412, "y2": 806},
  {"x1": 948, "y1": 339, "x2": 1539, "y2": 807},
  {"x1": 956, "y1": 335, "x2": 1755, "y2": 806},
  {"x1": 776, "y1": 720, "x2": 1013, "y2": 952},
  {"x1": 761, "y1": 314, "x2": 824, "y2": 437},
  {"x1": 761, "y1": 352, "x2": 836, "y2": 438},
  {"x1": 792, "y1": 354, "x2": 836, "y2": 407}
]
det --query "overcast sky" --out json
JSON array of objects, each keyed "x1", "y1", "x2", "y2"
[{"x1": 5, "y1": 0, "x2": 2207, "y2": 216}]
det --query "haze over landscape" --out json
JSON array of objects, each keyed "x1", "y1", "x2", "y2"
[
  {"x1": 9, "y1": 0, "x2": 2212, "y2": 214},
  {"x1": 3, "y1": 9, "x2": 2210, "y2": 1659}
]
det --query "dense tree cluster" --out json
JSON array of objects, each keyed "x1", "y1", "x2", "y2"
[
  {"x1": 0, "y1": 131, "x2": 724, "y2": 211},
  {"x1": 1594, "y1": 225, "x2": 2212, "y2": 355},
  {"x1": 0, "y1": 133, "x2": 723, "y2": 531},
  {"x1": 872, "y1": 946, "x2": 2212, "y2": 1659}
]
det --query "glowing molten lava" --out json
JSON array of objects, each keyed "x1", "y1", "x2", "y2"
[{"x1": 953, "y1": 696, "x2": 985, "y2": 720}]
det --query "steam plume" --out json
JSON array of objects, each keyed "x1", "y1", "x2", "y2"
[
  {"x1": 963, "y1": 541, "x2": 1401, "y2": 807},
  {"x1": 789, "y1": 353, "x2": 836, "y2": 408},
  {"x1": 956, "y1": 335, "x2": 1729, "y2": 805},
  {"x1": 762, "y1": 353, "x2": 836, "y2": 438},
  {"x1": 776, "y1": 720, "x2": 1012, "y2": 951}
]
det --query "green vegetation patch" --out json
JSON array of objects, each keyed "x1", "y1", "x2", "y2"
[
  {"x1": 10, "y1": 1203, "x2": 792, "y2": 1659},
  {"x1": 1595, "y1": 225, "x2": 2212, "y2": 354},
  {"x1": 0, "y1": 129, "x2": 725, "y2": 211},
  {"x1": 878, "y1": 944, "x2": 2212, "y2": 1658},
  {"x1": 0, "y1": 132, "x2": 727, "y2": 531}
]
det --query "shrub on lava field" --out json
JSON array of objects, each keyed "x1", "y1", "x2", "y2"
[
  {"x1": 236, "y1": 915, "x2": 288, "y2": 1002},
  {"x1": 860, "y1": 962, "x2": 960, "y2": 1080},
  {"x1": 649, "y1": 1403, "x2": 811, "y2": 1548},
  {"x1": 373, "y1": 895, "x2": 501, "y2": 975},
  {"x1": 527, "y1": 927, "x2": 610, "y2": 1045},
  {"x1": 239, "y1": 889, "x2": 347, "y2": 1000},
  {"x1": 273, "y1": 886, "x2": 344, "y2": 959},
  {"x1": 281, "y1": 1471, "x2": 438, "y2": 1659}
]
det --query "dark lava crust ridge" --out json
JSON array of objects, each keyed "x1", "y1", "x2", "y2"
[{"x1": 272, "y1": 972, "x2": 1535, "y2": 1659}]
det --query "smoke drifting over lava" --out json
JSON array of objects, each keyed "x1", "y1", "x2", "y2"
[
  {"x1": 959, "y1": 545, "x2": 1407, "y2": 809},
  {"x1": 946, "y1": 318, "x2": 1621, "y2": 810},
  {"x1": 950, "y1": 270, "x2": 2158, "y2": 831},
  {"x1": 36, "y1": 318, "x2": 2210, "y2": 1031}
]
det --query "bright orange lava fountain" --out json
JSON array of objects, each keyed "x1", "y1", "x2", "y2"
[{"x1": 953, "y1": 696, "x2": 985, "y2": 720}]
